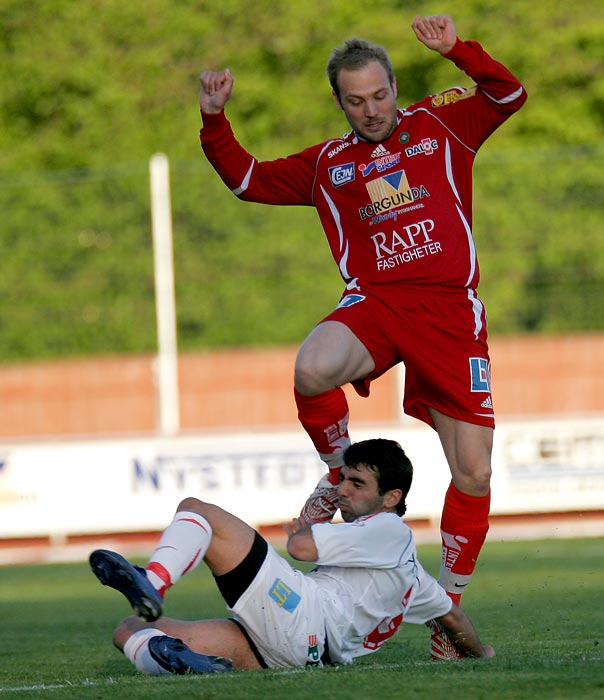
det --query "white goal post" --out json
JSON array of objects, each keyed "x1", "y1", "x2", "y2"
[{"x1": 150, "y1": 153, "x2": 180, "y2": 436}]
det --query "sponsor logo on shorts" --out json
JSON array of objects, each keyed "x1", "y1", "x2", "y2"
[
  {"x1": 336, "y1": 294, "x2": 365, "y2": 309},
  {"x1": 329, "y1": 162, "x2": 355, "y2": 187},
  {"x1": 469, "y1": 357, "x2": 491, "y2": 392},
  {"x1": 306, "y1": 634, "x2": 321, "y2": 666},
  {"x1": 269, "y1": 578, "x2": 301, "y2": 613}
]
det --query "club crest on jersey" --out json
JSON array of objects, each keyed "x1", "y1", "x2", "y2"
[{"x1": 329, "y1": 162, "x2": 355, "y2": 187}]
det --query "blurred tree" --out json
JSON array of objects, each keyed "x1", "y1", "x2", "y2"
[{"x1": 0, "y1": 0, "x2": 602, "y2": 360}]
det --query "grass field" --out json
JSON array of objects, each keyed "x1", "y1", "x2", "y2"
[{"x1": 1, "y1": 537, "x2": 602, "y2": 699}]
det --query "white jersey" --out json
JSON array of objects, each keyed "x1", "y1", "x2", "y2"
[{"x1": 230, "y1": 512, "x2": 451, "y2": 669}]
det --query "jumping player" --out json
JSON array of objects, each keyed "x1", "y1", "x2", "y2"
[
  {"x1": 90, "y1": 439, "x2": 494, "y2": 673},
  {"x1": 198, "y1": 15, "x2": 527, "y2": 656}
]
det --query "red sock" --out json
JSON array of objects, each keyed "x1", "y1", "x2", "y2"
[
  {"x1": 294, "y1": 387, "x2": 350, "y2": 485},
  {"x1": 439, "y1": 481, "x2": 490, "y2": 605}
]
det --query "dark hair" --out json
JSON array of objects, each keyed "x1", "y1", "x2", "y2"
[
  {"x1": 326, "y1": 37, "x2": 395, "y2": 101},
  {"x1": 343, "y1": 438, "x2": 413, "y2": 516}
]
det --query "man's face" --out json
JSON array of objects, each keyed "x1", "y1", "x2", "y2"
[
  {"x1": 338, "y1": 463, "x2": 387, "y2": 522},
  {"x1": 334, "y1": 60, "x2": 398, "y2": 143}
]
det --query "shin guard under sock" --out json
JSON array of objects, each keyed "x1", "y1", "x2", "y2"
[
  {"x1": 145, "y1": 511, "x2": 212, "y2": 596},
  {"x1": 294, "y1": 386, "x2": 351, "y2": 485},
  {"x1": 439, "y1": 482, "x2": 490, "y2": 605}
]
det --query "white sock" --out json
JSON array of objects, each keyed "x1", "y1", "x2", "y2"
[
  {"x1": 145, "y1": 511, "x2": 212, "y2": 595},
  {"x1": 123, "y1": 629, "x2": 170, "y2": 675}
]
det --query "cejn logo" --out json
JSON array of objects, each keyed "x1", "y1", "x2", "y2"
[{"x1": 329, "y1": 162, "x2": 355, "y2": 187}]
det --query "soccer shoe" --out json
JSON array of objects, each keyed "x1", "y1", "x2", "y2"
[
  {"x1": 89, "y1": 549, "x2": 163, "y2": 621},
  {"x1": 148, "y1": 635, "x2": 233, "y2": 675},
  {"x1": 300, "y1": 474, "x2": 339, "y2": 523},
  {"x1": 428, "y1": 619, "x2": 463, "y2": 661}
]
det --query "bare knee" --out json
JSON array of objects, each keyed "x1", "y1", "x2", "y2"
[
  {"x1": 294, "y1": 348, "x2": 333, "y2": 395},
  {"x1": 454, "y1": 463, "x2": 492, "y2": 496},
  {"x1": 177, "y1": 496, "x2": 206, "y2": 514},
  {"x1": 113, "y1": 615, "x2": 150, "y2": 651}
]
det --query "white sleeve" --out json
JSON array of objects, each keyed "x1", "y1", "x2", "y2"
[{"x1": 311, "y1": 513, "x2": 412, "y2": 568}]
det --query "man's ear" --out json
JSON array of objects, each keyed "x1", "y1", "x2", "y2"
[
  {"x1": 332, "y1": 90, "x2": 344, "y2": 110},
  {"x1": 384, "y1": 489, "x2": 403, "y2": 510},
  {"x1": 392, "y1": 77, "x2": 398, "y2": 100}
]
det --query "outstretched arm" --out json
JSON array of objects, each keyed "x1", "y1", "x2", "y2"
[
  {"x1": 412, "y1": 14, "x2": 457, "y2": 55},
  {"x1": 435, "y1": 604, "x2": 495, "y2": 658}
]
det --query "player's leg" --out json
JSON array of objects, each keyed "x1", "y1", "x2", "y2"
[
  {"x1": 90, "y1": 497, "x2": 257, "y2": 617},
  {"x1": 113, "y1": 615, "x2": 262, "y2": 673},
  {"x1": 429, "y1": 408, "x2": 493, "y2": 606},
  {"x1": 294, "y1": 320, "x2": 375, "y2": 521}
]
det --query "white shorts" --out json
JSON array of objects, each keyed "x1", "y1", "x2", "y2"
[
  {"x1": 229, "y1": 542, "x2": 451, "y2": 669},
  {"x1": 230, "y1": 543, "x2": 329, "y2": 669}
]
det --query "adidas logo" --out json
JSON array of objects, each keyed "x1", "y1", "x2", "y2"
[
  {"x1": 371, "y1": 144, "x2": 389, "y2": 158},
  {"x1": 481, "y1": 396, "x2": 493, "y2": 409}
]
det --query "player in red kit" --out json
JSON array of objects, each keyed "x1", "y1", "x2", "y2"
[{"x1": 198, "y1": 15, "x2": 527, "y2": 659}]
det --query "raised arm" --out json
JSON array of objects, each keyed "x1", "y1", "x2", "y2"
[
  {"x1": 411, "y1": 14, "x2": 457, "y2": 54},
  {"x1": 199, "y1": 69, "x2": 234, "y2": 114}
]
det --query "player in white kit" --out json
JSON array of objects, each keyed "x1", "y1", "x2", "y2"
[{"x1": 90, "y1": 439, "x2": 494, "y2": 673}]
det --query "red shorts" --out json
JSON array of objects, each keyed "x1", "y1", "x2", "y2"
[{"x1": 322, "y1": 287, "x2": 495, "y2": 429}]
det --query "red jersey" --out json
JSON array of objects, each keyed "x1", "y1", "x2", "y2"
[{"x1": 200, "y1": 39, "x2": 527, "y2": 294}]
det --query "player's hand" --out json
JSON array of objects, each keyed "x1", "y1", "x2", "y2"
[
  {"x1": 199, "y1": 69, "x2": 234, "y2": 114},
  {"x1": 411, "y1": 15, "x2": 457, "y2": 55},
  {"x1": 283, "y1": 517, "x2": 308, "y2": 538}
]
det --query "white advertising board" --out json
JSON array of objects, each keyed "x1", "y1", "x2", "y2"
[{"x1": 1, "y1": 415, "x2": 603, "y2": 539}]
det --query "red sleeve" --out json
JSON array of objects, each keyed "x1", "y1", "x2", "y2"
[
  {"x1": 199, "y1": 111, "x2": 318, "y2": 206},
  {"x1": 434, "y1": 38, "x2": 527, "y2": 149},
  {"x1": 444, "y1": 38, "x2": 527, "y2": 109}
]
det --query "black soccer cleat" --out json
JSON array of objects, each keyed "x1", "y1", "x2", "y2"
[
  {"x1": 148, "y1": 635, "x2": 233, "y2": 674},
  {"x1": 89, "y1": 548, "x2": 163, "y2": 621}
]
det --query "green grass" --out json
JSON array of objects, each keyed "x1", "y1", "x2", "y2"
[{"x1": 0, "y1": 538, "x2": 603, "y2": 699}]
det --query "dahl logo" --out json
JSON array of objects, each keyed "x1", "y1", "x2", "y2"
[{"x1": 405, "y1": 138, "x2": 438, "y2": 157}]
